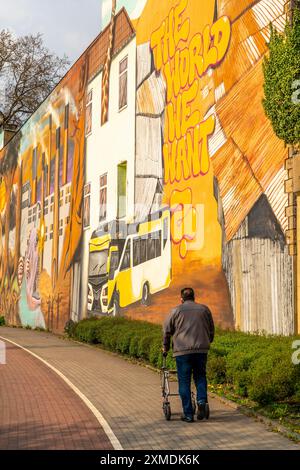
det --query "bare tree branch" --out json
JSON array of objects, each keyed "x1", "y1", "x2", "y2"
[{"x1": 0, "y1": 30, "x2": 69, "y2": 129}]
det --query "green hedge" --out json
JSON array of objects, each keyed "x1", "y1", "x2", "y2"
[
  {"x1": 69, "y1": 317, "x2": 300, "y2": 405},
  {"x1": 0, "y1": 316, "x2": 5, "y2": 326},
  {"x1": 72, "y1": 317, "x2": 167, "y2": 369}
]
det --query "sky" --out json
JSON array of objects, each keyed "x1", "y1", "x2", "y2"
[
  {"x1": 102, "y1": 0, "x2": 147, "y2": 26},
  {"x1": 0, "y1": 0, "x2": 147, "y2": 65}
]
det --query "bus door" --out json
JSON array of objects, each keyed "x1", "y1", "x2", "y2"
[
  {"x1": 107, "y1": 246, "x2": 119, "y2": 310},
  {"x1": 108, "y1": 239, "x2": 132, "y2": 309}
]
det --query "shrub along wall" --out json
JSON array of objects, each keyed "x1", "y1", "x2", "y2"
[{"x1": 67, "y1": 317, "x2": 300, "y2": 406}]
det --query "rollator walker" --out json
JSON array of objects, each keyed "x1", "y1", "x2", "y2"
[{"x1": 161, "y1": 355, "x2": 210, "y2": 421}]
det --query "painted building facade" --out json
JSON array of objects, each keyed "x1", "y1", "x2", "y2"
[
  {"x1": 82, "y1": 16, "x2": 136, "y2": 318},
  {"x1": 0, "y1": 0, "x2": 298, "y2": 335}
]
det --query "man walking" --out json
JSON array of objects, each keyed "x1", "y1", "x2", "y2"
[{"x1": 163, "y1": 288, "x2": 215, "y2": 423}]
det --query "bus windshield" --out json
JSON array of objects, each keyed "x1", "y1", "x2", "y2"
[
  {"x1": 89, "y1": 250, "x2": 108, "y2": 277},
  {"x1": 109, "y1": 250, "x2": 119, "y2": 280}
]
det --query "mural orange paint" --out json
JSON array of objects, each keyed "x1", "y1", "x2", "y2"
[{"x1": 0, "y1": 1, "x2": 295, "y2": 335}]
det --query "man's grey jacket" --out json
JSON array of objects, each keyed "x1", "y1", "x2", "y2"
[{"x1": 163, "y1": 300, "x2": 215, "y2": 357}]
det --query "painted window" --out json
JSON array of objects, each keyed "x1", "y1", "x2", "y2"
[
  {"x1": 99, "y1": 173, "x2": 107, "y2": 222},
  {"x1": 132, "y1": 231, "x2": 162, "y2": 267},
  {"x1": 44, "y1": 199, "x2": 49, "y2": 216},
  {"x1": 59, "y1": 189, "x2": 64, "y2": 207},
  {"x1": 117, "y1": 162, "x2": 127, "y2": 220},
  {"x1": 59, "y1": 219, "x2": 63, "y2": 236},
  {"x1": 85, "y1": 90, "x2": 93, "y2": 136},
  {"x1": 140, "y1": 237, "x2": 147, "y2": 264},
  {"x1": 65, "y1": 186, "x2": 71, "y2": 204},
  {"x1": 119, "y1": 57, "x2": 128, "y2": 110},
  {"x1": 50, "y1": 196, "x2": 54, "y2": 213},
  {"x1": 120, "y1": 239, "x2": 131, "y2": 271},
  {"x1": 89, "y1": 250, "x2": 108, "y2": 277},
  {"x1": 83, "y1": 183, "x2": 91, "y2": 229},
  {"x1": 32, "y1": 205, "x2": 37, "y2": 224},
  {"x1": 133, "y1": 238, "x2": 140, "y2": 267}
]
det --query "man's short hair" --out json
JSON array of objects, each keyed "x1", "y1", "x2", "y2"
[{"x1": 181, "y1": 287, "x2": 195, "y2": 302}]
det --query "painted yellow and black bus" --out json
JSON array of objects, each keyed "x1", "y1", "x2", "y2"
[{"x1": 87, "y1": 207, "x2": 171, "y2": 316}]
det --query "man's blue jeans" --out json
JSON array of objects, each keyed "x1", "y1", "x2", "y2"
[{"x1": 176, "y1": 353, "x2": 208, "y2": 419}]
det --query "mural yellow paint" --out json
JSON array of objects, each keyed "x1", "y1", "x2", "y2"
[{"x1": 0, "y1": 0, "x2": 295, "y2": 335}]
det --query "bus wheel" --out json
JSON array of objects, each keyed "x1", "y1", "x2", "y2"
[
  {"x1": 141, "y1": 283, "x2": 150, "y2": 306},
  {"x1": 112, "y1": 294, "x2": 120, "y2": 317}
]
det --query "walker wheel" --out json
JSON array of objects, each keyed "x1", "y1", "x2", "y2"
[
  {"x1": 205, "y1": 403, "x2": 210, "y2": 420},
  {"x1": 163, "y1": 402, "x2": 171, "y2": 421}
]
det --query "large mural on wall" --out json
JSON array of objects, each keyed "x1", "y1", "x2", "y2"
[
  {"x1": 108, "y1": 0, "x2": 293, "y2": 334},
  {"x1": 0, "y1": 51, "x2": 88, "y2": 330},
  {"x1": 0, "y1": 0, "x2": 295, "y2": 335},
  {"x1": 135, "y1": 0, "x2": 232, "y2": 327},
  {"x1": 114, "y1": 0, "x2": 293, "y2": 333}
]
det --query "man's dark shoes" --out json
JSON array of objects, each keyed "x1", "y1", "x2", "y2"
[
  {"x1": 197, "y1": 402, "x2": 206, "y2": 420},
  {"x1": 181, "y1": 415, "x2": 194, "y2": 423}
]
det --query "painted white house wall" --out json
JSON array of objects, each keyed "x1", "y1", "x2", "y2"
[{"x1": 79, "y1": 36, "x2": 137, "y2": 318}]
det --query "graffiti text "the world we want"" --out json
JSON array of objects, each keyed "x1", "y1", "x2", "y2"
[{"x1": 150, "y1": 0, "x2": 231, "y2": 184}]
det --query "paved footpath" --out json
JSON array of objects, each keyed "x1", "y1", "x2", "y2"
[
  {"x1": 0, "y1": 340, "x2": 113, "y2": 450},
  {"x1": 0, "y1": 327, "x2": 299, "y2": 450}
]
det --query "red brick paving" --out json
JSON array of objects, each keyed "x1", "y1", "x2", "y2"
[{"x1": 0, "y1": 341, "x2": 113, "y2": 450}]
